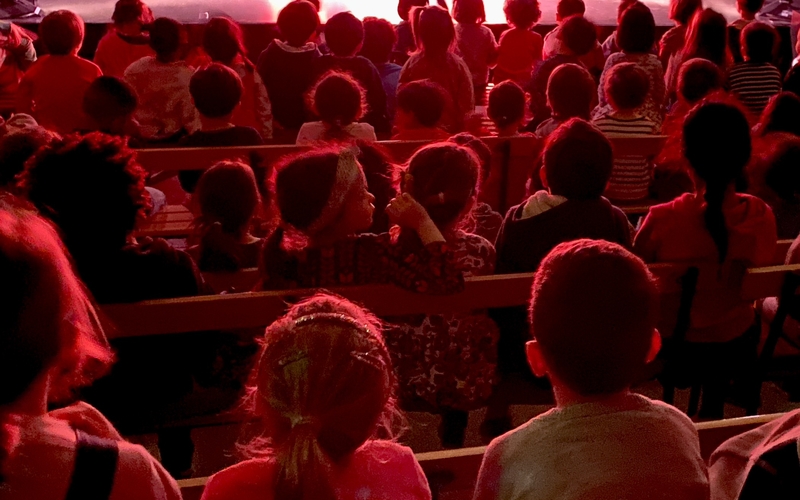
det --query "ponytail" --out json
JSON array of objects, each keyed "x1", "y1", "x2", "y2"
[
  {"x1": 703, "y1": 180, "x2": 729, "y2": 263},
  {"x1": 273, "y1": 423, "x2": 336, "y2": 500}
]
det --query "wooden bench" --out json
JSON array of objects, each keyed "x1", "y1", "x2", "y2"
[
  {"x1": 135, "y1": 204, "x2": 194, "y2": 239},
  {"x1": 176, "y1": 412, "x2": 786, "y2": 500}
]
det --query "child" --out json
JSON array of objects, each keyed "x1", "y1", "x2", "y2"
[
  {"x1": 82, "y1": 75, "x2": 140, "y2": 137},
  {"x1": 593, "y1": 62, "x2": 658, "y2": 201},
  {"x1": 0, "y1": 203, "x2": 182, "y2": 500},
  {"x1": 634, "y1": 102, "x2": 777, "y2": 418},
  {"x1": 392, "y1": 80, "x2": 451, "y2": 141},
  {"x1": 199, "y1": 293, "x2": 432, "y2": 500},
  {"x1": 355, "y1": 139, "x2": 398, "y2": 234},
  {"x1": 258, "y1": 145, "x2": 463, "y2": 294},
  {"x1": 659, "y1": 0, "x2": 702, "y2": 68},
  {"x1": 0, "y1": 22, "x2": 36, "y2": 117},
  {"x1": 256, "y1": 0, "x2": 321, "y2": 141},
  {"x1": 729, "y1": 0, "x2": 765, "y2": 61},
  {"x1": 93, "y1": 0, "x2": 155, "y2": 78},
  {"x1": 749, "y1": 137, "x2": 800, "y2": 239},
  {"x1": 488, "y1": 80, "x2": 527, "y2": 136},
  {"x1": 474, "y1": 239, "x2": 709, "y2": 500},
  {"x1": 453, "y1": 0, "x2": 497, "y2": 101},
  {"x1": 494, "y1": 0, "x2": 543, "y2": 85},
  {"x1": 123, "y1": 17, "x2": 200, "y2": 142},
  {"x1": 394, "y1": 0, "x2": 428, "y2": 62},
  {"x1": 541, "y1": 0, "x2": 605, "y2": 79},
  {"x1": 188, "y1": 161, "x2": 264, "y2": 271},
  {"x1": 361, "y1": 17, "x2": 402, "y2": 123},
  {"x1": 383, "y1": 143, "x2": 499, "y2": 449},
  {"x1": 398, "y1": 5, "x2": 474, "y2": 132},
  {"x1": 600, "y1": 0, "x2": 638, "y2": 58},
  {"x1": 485, "y1": 119, "x2": 631, "y2": 438},
  {"x1": 296, "y1": 71, "x2": 377, "y2": 144},
  {"x1": 203, "y1": 17, "x2": 272, "y2": 140},
  {"x1": 534, "y1": 63, "x2": 595, "y2": 139},
  {"x1": 727, "y1": 22, "x2": 781, "y2": 119},
  {"x1": 755, "y1": 91, "x2": 800, "y2": 138},
  {"x1": 0, "y1": 125, "x2": 54, "y2": 191},
  {"x1": 313, "y1": 12, "x2": 389, "y2": 134},
  {"x1": 542, "y1": 0, "x2": 584, "y2": 57},
  {"x1": 17, "y1": 10, "x2": 102, "y2": 134}
]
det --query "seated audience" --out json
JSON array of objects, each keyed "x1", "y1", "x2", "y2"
[
  {"x1": 384, "y1": 143, "x2": 499, "y2": 449},
  {"x1": 82, "y1": 75, "x2": 140, "y2": 137},
  {"x1": 0, "y1": 203, "x2": 182, "y2": 500},
  {"x1": 474, "y1": 239, "x2": 709, "y2": 500},
  {"x1": 124, "y1": 17, "x2": 200, "y2": 142},
  {"x1": 0, "y1": 22, "x2": 36, "y2": 116},
  {"x1": 93, "y1": 0, "x2": 154, "y2": 78},
  {"x1": 659, "y1": 0, "x2": 702, "y2": 68},
  {"x1": 17, "y1": 10, "x2": 102, "y2": 134},
  {"x1": 453, "y1": 0, "x2": 498, "y2": 101},
  {"x1": 634, "y1": 102, "x2": 777, "y2": 418},
  {"x1": 593, "y1": 62, "x2": 658, "y2": 201},
  {"x1": 394, "y1": 0, "x2": 428, "y2": 63},
  {"x1": 749, "y1": 137, "x2": 800, "y2": 239},
  {"x1": 361, "y1": 17, "x2": 402, "y2": 122},
  {"x1": 494, "y1": 0, "x2": 542, "y2": 84},
  {"x1": 203, "y1": 17, "x2": 272, "y2": 140},
  {"x1": 488, "y1": 80, "x2": 527, "y2": 136},
  {"x1": 199, "y1": 294, "x2": 432, "y2": 500},
  {"x1": 313, "y1": 12, "x2": 389, "y2": 134},
  {"x1": 542, "y1": 0, "x2": 605, "y2": 78},
  {"x1": 399, "y1": 5, "x2": 474, "y2": 132},
  {"x1": 392, "y1": 80, "x2": 451, "y2": 141},
  {"x1": 257, "y1": 0, "x2": 321, "y2": 141},
  {"x1": 188, "y1": 161, "x2": 264, "y2": 271},
  {"x1": 296, "y1": 71, "x2": 376, "y2": 144},
  {"x1": 533, "y1": 62, "x2": 595, "y2": 138},
  {"x1": 727, "y1": 22, "x2": 781, "y2": 119},
  {"x1": 729, "y1": 0, "x2": 766, "y2": 62}
]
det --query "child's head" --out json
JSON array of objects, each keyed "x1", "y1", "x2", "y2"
[
  {"x1": 488, "y1": 80, "x2": 526, "y2": 132},
  {"x1": 758, "y1": 91, "x2": 800, "y2": 137},
  {"x1": 616, "y1": 2, "x2": 655, "y2": 54},
  {"x1": 603, "y1": 62, "x2": 650, "y2": 112},
  {"x1": 559, "y1": 14, "x2": 597, "y2": 56},
  {"x1": 683, "y1": 8, "x2": 728, "y2": 67},
  {"x1": 203, "y1": 17, "x2": 247, "y2": 65},
  {"x1": 737, "y1": 0, "x2": 765, "y2": 18},
  {"x1": 401, "y1": 142, "x2": 480, "y2": 229},
  {"x1": 669, "y1": 0, "x2": 702, "y2": 26},
  {"x1": 413, "y1": 5, "x2": 456, "y2": 56},
  {"x1": 396, "y1": 80, "x2": 447, "y2": 129},
  {"x1": 756, "y1": 136, "x2": 800, "y2": 202},
  {"x1": 741, "y1": 21, "x2": 776, "y2": 64},
  {"x1": 324, "y1": 11, "x2": 364, "y2": 57},
  {"x1": 683, "y1": 102, "x2": 751, "y2": 262},
  {"x1": 527, "y1": 239, "x2": 659, "y2": 397},
  {"x1": 112, "y1": 0, "x2": 153, "y2": 29},
  {"x1": 556, "y1": 0, "x2": 585, "y2": 21},
  {"x1": 148, "y1": 17, "x2": 185, "y2": 61},
  {"x1": 83, "y1": 76, "x2": 138, "y2": 131},
  {"x1": 677, "y1": 58, "x2": 723, "y2": 104},
  {"x1": 355, "y1": 140, "x2": 397, "y2": 234},
  {"x1": 0, "y1": 128, "x2": 56, "y2": 190},
  {"x1": 190, "y1": 63, "x2": 243, "y2": 119},
  {"x1": 503, "y1": 0, "x2": 541, "y2": 29},
  {"x1": 278, "y1": 0, "x2": 320, "y2": 47},
  {"x1": 360, "y1": 17, "x2": 396, "y2": 66},
  {"x1": 398, "y1": 0, "x2": 428, "y2": 22},
  {"x1": 196, "y1": 161, "x2": 260, "y2": 236},
  {"x1": 453, "y1": 0, "x2": 487, "y2": 24},
  {"x1": 616, "y1": 0, "x2": 638, "y2": 24},
  {"x1": 448, "y1": 133, "x2": 492, "y2": 183},
  {"x1": 39, "y1": 10, "x2": 84, "y2": 56},
  {"x1": 542, "y1": 118, "x2": 613, "y2": 199},
  {"x1": 245, "y1": 293, "x2": 395, "y2": 499},
  {"x1": 546, "y1": 63, "x2": 596, "y2": 121},
  {"x1": 307, "y1": 71, "x2": 366, "y2": 132},
  {"x1": 274, "y1": 147, "x2": 374, "y2": 237}
]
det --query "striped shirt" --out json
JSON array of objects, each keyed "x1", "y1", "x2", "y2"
[
  {"x1": 727, "y1": 62, "x2": 782, "y2": 117},
  {"x1": 592, "y1": 114, "x2": 658, "y2": 201}
]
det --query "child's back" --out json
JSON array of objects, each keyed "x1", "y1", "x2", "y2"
[
  {"x1": 727, "y1": 22, "x2": 782, "y2": 118},
  {"x1": 494, "y1": 0, "x2": 543, "y2": 84},
  {"x1": 94, "y1": 0, "x2": 154, "y2": 77},
  {"x1": 453, "y1": 0, "x2": 497, "y2": 93}
]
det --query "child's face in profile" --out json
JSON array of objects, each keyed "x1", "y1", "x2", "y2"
[{"x1": 340, "y1": 168, "x2": 375, "y2": 233}]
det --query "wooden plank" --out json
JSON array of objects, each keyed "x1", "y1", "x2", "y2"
[
  {"x1": 775, "y1": 239, "x2": 793, "y2": 265},
  {"x1": 696, "y1": 413, "x2": 783, "y2": 460},
  {"x1": 741, "y1": 264, "x2": 800, "y2": 301},
  {"x1": 202, "y1": 268, "x2": 260, "y2": 294}
]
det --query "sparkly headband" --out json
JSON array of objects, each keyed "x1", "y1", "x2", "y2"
[{"x1": 304, "y1": 147, "x2": 362, "y2": 235}]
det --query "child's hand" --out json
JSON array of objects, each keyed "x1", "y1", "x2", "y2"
[
  {"x1": 49, "y1": 401, "x2": 124, "y2": 441},
  {"x1": 386, "y1": 193, "x2": 445, "y2": 245}
]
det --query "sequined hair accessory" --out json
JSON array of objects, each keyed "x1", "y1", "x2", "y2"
[{"x1": 304, "y1": 146, "x2": 362, "y2": 235}]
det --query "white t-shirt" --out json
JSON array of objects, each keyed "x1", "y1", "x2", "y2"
[
  {"x1": 473, "y1": 393, "x2": 709, "y2": 500},
  {"x1": 295, "y1": 121, "x2": 377, "y2": 145},
  {"x1": 0, "y1": 415, "x2": 182, "y2": 500}
]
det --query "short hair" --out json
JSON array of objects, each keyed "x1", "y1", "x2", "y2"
[
  {"x1": 39, "y1": 10, "x2": 84, "y2": 55},
  {"x1": 203, "y1": 17, "x2": 247, "y2": 65},
  {"x1": 669, "y1": 0, "x2": 702, "y2": 25},
  {"x1": 398, "y1": 0, "x2": 428, "y2": 22},
  {"x1": 360, "y1": 17, "x2": 396, "y2": 65},
  {"x1": 0, "y1": 128, "x2": 56, "y2": 188},
  {"x1": 503, "y1": 0, "x2": 541, "y2": 29},
  {"x1": 190, "y1": 63, "x2": 243, "y2": 118},
  {"x1": 324, "y1": 11, "x2": 364, "y2": 56},
  {"x1": 784, "y1": 65, "x2": 800, "y2": 98},
  {"x1": 112, "y1": 0, "x2": 153, "y2": 25},
  {"x1": 148, "y1": 17, "x2": 183, "y2": 57},
  {"x1": 560, "y1": 14, "x2": 597, "y2": 56},
  {"x1": 547, "y1": 63, "x2": 596, "y2": 120},
  {"x1": 616, "y1": 0, "x2": 638, "y2": 23},
  {"x1": 529, "y1": 239, "x2": 658, "y2": 395},
  {"x1": 397, "y1": 80, "x2": 447, "y2": 127},
  {"x1": 196, "y1": 161, "x2": 260, "y2": 234},
  {"x1": 543, "y1": 118, "x2": 613, "y2": 199},
  {"x1": 737, "y1": 0, "x2": 765, "y2": 14},
  {"x1": 83, "y1": 76, "x2": 138, "y2": 124},
  {"x1": 413, "y1": 5, "x2": 456, "y2": 55},
  {"x1": 278, "y1": 0, "x2": 320, "y2": 47},
  {"x1": 557, "y1": 0, "x2": 585, "y2": 19},
  {"x1": 617, "y1": 2, "x2": 655, "y2": 54},
  {"x1": 453, "y1": 0, "x2": 487, "y2": 24},
  {"x1": 604, "y1": 62, "x2": 650, "y2": 111},
  {"x1": 758, "y1": 92, "x2": 800, "y2": 137},
  {"x1": 760, "y1": 137, "x2": 800, "y2": 202},
  {"x1": 488, "y1": 80, "x2": 526, "y2": 130},
  {"x1": 678, "y1": 58, "x2": 723, "y2": 103},
  {"x1": 308, "y1": 71, "x2": 366, "y2": 126},
  {"x1": 741, "y1": 21, "x2": 777, "y2": 63}
]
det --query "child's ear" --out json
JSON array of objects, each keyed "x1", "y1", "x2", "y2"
[
  {"x1": 645, "y1": 329, "x2": 662, "y2": 364},
  {"x1": 526, "y1": 339, "x2": 548, "y2": 378}
]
